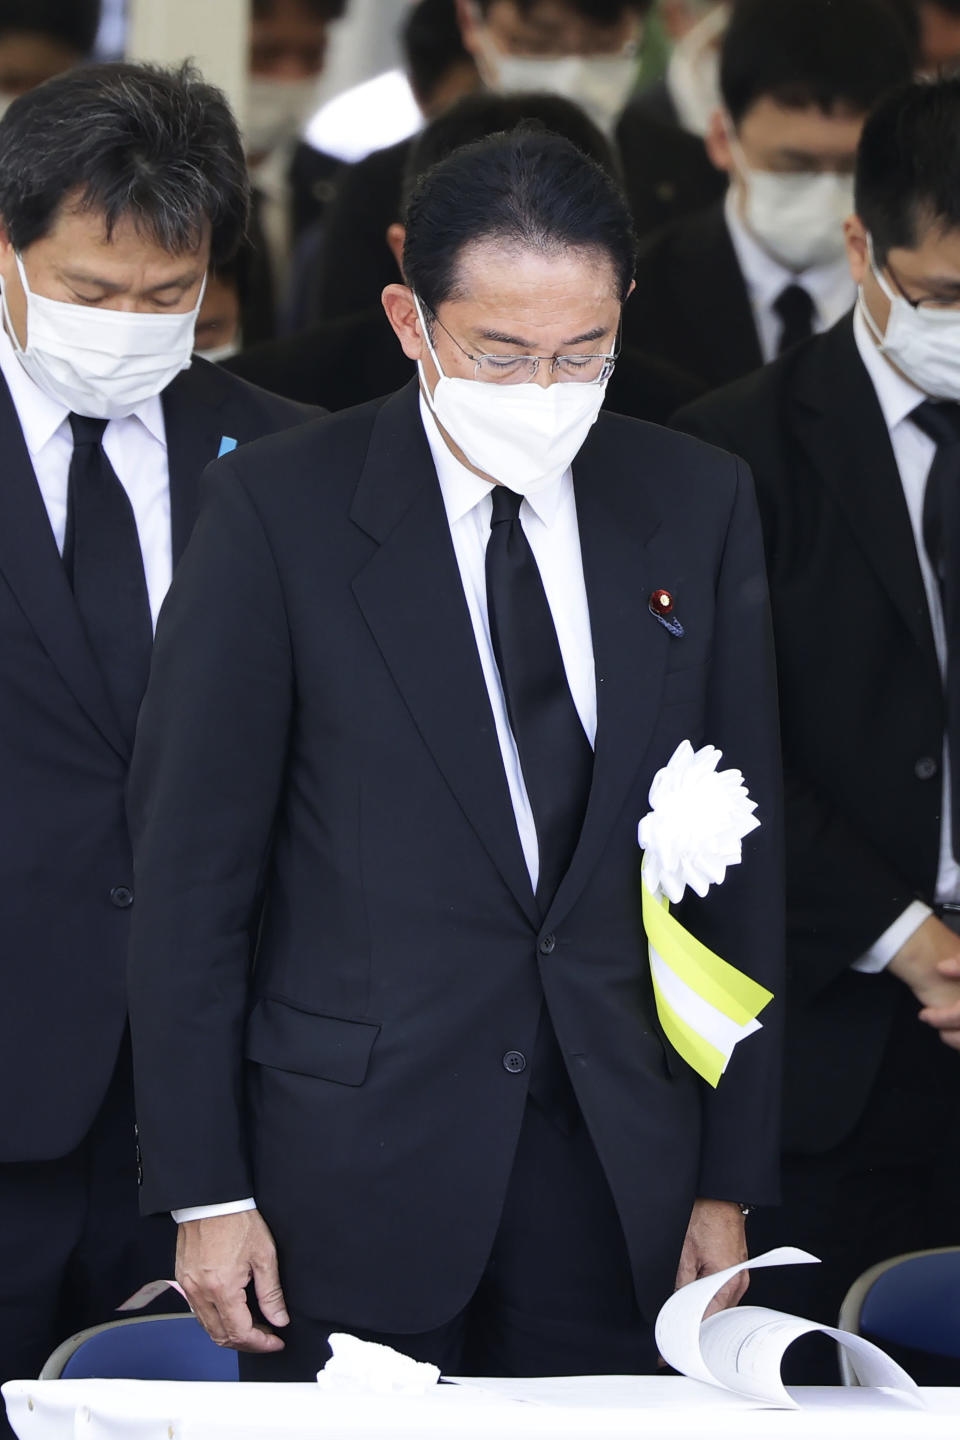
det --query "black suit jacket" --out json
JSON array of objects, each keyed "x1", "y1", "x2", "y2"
[
  {"x1": 673, "y1": 315, "x2": 946, "y2": 1153},
  {"x1": 306, "y1": 110, "x2": 724, "y2": 325},
  {"x1": 225, "y1": 305, "x2": 706, "y2": 422},
  {"x1": 128, "y1": 379, "x2": 783, "y2": 1332},
  {"x1": 626, "y1": 202, "x2": 762, "y2": 390},
  {"x1": 0, "y1": 357, "x2": 317, "y2": 1163}
]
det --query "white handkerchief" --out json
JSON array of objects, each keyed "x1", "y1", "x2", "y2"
[{"x1": 316, "y1": 1332, "x2": 441, "y2": 1395}]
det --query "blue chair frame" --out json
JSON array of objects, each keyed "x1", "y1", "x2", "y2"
[
  {"x1": 40, "y1": 1313, "x2": 238, "y2": 1381},
  {"x1": 837, "y1": 1246, "x2": 960, "y2": 1384}
]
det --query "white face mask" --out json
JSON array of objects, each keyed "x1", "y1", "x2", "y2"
[
  {"x1": 728, "y1": 131, "x2": 854, "y2": 272},
  {"x1": 2, "y1": 252, "x2": 204, "y2": 419},
  {"x1": 413, "y1": 294, "x2": 608, "y2": 494},
  {"x1": 244, "y1": 76, "x2": 318, "y2": 156},
  {"x1": 198, "y1": 337, "x2": 242, "y2": 365},
  {"x1": 665, "y1": 3, "x2": 727, "y2": 138},
  {"x1": 860, "y1": 237, "x2": 960, "y2": 401},
  {"x1": 473, "y1": 29, "x2": 639, "y2": 136}
]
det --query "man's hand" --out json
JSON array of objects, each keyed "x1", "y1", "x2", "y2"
[
  {"x1": 918, "y1": 952, "x2": 960, "y2": 1051},
  {"x1": 674, "y1": 1198, "x2": 748, "y2": 1318},
  {"x1": 176, "y1": 1209, "x2": 289, "y2": 1352},
  {"x1": 888, "y1": 916, "x2": 960, "y2": 1050}
]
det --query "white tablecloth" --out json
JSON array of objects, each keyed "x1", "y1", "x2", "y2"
[{"x1": 5, "y1": 1377, "x2": 960, "y2": 1440}]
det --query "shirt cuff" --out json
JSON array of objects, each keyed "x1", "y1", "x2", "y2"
[
  {"x1": 171, "y1": 1197, "x2": 257, "y2": 1223},
  {"x1": 852, "y1": 901, "x2": 933, "y2": 973}
]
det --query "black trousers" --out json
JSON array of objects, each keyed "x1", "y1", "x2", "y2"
[
  {"x1": 745, "y1": 985, "x2": 960, "y2": 1384},
  {"x1": 240, "y1": 1092, "x2": 659, "y2": 1382},
  {"x1": 0, "y1": 1036, "x2": 179, "y2": 1438}
]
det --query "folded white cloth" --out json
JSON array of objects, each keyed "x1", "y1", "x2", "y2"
[{"x1": 316, "y1": 1333, "x2": 441, "y2": 1395}]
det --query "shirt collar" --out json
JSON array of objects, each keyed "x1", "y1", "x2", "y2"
[
  {"x1": 417, "y1": 386, "x2": 569, "y2": 528},
  {"x1": 723, "y1": 187, "x2": 854, "y2": 321},
  {"x1": 0, "y1": 313, "x2": 167, "y2": 452},
  {"x1": 852, "y1": 300, "x2": 926, "y2": 432}
]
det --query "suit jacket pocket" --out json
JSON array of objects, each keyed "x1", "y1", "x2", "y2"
[{"x1": 245, "y1": 996, "x2": 380, "y2": 1085}]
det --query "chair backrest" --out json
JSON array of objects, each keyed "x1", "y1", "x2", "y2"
[
  {"x1": 837, "y1": 1247, "x2": 960, "y2": 1384},
  {"x1": 41, "y1": 1314, "x2": 239, "y2": 1381}
]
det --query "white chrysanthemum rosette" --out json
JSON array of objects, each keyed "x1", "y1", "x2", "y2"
[{"x1": 638, "y1": 740, "x2": 772, "y2": 1087}]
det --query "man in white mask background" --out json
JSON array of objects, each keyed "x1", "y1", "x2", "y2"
[
  {"x1": 309, "y1": 0, "x2": 725, "y2": 325},
  {"x1": 239, "y1": 0, "x2": 347, "y2": 344},
  {"x1": 627, "y1": 0, "x2": 915, "y2": 390},
  {"x1": 126, "y1": 128, "x2": 783, "y2": 1384},
  {"x1": 0, "y1": 61, "x2": 316, "y2": 1438},
  {"x1": 673, "y1": 74, "x2": 960, "y2": 1383}
]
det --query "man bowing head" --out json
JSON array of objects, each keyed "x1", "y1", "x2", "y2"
[
  {"x1": 0, "y1": 60, "x2": 315, "y2": 1431},
  {"x1": 128, "y1": 128, "x2": 784, "y2": 1382}
]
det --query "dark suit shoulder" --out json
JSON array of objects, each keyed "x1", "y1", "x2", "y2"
[
  {"x1": 634, "y1": 201, "x2": 730, "y2": 269},
  {"x1": 176, "y1": 355, "x2": 322, "y2": 428},
  {"x1": 212, "y1": 390, "x2": 389, "y2": 507}
]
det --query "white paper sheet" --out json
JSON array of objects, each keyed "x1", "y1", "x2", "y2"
[{"x1": 654, "y1": 1247, "x2": 925, "y2": 1409}]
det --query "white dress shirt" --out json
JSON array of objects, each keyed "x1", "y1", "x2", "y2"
[
  {"x1": 724, "y1": 189, "x2": 856, "y2": 363},
  {"x1": 0, "y1": 322, "x2": 172, "y2": 630},
  {"x1": 174, "y1": 389, "x2": 599, "y2": 1223},
  {"x1": 850, "y1": 304, "x2": 960, "y2": 971}
]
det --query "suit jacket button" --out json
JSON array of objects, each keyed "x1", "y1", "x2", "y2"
[
  {"x1": 915, "y1": 757, "x2": 938, "y2": 781},
  {"x1": 503, "y1": 1050, "x2": 527, "y2": 1074},
  {"x1": 110, "y1": 885, "x2": 134, "y2": 908},
  {"x1": 538, "y1": 933, "x2": 556, "y2": 955}
]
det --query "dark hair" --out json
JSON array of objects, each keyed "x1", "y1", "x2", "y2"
[
  {"x1": 402, "y1": 89, "x2": 619, "y2": 209},
  {"x1": 251, "y1": 0, "x2": 347, "y2": 18},
  {"x1": 403, "y1": 0, "x2": 473, "y2": 109},
  {"x1": 473, "y1": 0, "x2": 651, "y2": 18},
  {"x1": 720, "y1": 0, "x2": 915, "y2": 125},
  {"x1": 403, "y1": 128, "x2": 636, "y2": 313},
  {"x1": 855, "y1": 74, "x2": 960, "y2": 262},
  {"x1": 0, "y1": 0, "x2": 101, "y2": 54},
  {"x1": 0, "y1": 61, "x2": 249, "y2": 265},
  {"x1": 922, "y1": 0, "x2": 960, "y2": 14}
]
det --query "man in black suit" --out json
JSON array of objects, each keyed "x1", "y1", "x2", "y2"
[
  {"x1": 673, "y1": 76, "x2": 960, "y2": 1380},
  {"x1": 309, "y1": 0, "x2": 724, "y2": 324},
  {"x1": 0, "y1": 61, "x2": 314, "y2": 1429},
  {"x1": 240, "y1": 0, "x2": 348, "y2": 344},
  {"x1": 627, "y1": 0, "x2": 914, "y2": 390},
  {"x1": 128, "y1": 128, "x2": 783, "y2": 1382},
  {"x1": 228, "y1": 90, "x2": 705, "y2": 422}
]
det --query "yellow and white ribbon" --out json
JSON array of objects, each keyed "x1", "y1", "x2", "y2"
[{"x1": 638, "y1": 741, "x2": 773, "y2": 1087}]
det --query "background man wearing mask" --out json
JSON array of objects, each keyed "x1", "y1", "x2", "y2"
[
  {"x1": 127, "y1": 128, "x2": 783, "y2": 1382},
  {"x1": 227, "y1": 90, "x2": 705, "y2": 421},
  {"x1": 241, "y1": 0, "x2": 347, "y2": 344},
  {"x1": 627, "y1": 0, "x2": 915, "y2": 391},
  {"x1": 311, "y1": 0, "x2": 725, "y2": 323},
  {"x1": 0, "y1": 62, "x2": 314, "y2": 1435},
  {"x1": 673, "y1": 75, "x2": 960, "y2": 1382},
  {"x1": 0, "y1": 0, "x2": 100, "y2": 117}
]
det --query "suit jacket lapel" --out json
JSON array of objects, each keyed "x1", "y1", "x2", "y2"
[
  {"x1": 545, "y1": 421, "x2": 668, "y2": 930},
  {"x1": 0, "y1": 373, "x2": 128, "y2": 759},
  {"x1": 684, "y1": 206, "x2": 763, "y2": 384},
  {"x1": 162, "y1": 362, "x2": 228, "y2": 563},
  {"x1": 350, "y1": 382, "x2": 539, "y2": 927},
  {"x1": 794, "y1": 316, "x2": 939, "y2": 679}
]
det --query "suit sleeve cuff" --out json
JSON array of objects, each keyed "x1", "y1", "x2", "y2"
[
  {"x1": 171, "y1": 1197, "x2": 257, "y2": 1223},
  {"x1": 852, "y1": 901, "x2": 933, "y2": 973}
]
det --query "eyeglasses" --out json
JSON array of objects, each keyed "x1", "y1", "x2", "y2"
[
  {"x1": 884, "y1": 257, "x2": 960, "y2": 312},
  {"x1": 426, "y1": 306, "x2": 620, "y2": 385}
]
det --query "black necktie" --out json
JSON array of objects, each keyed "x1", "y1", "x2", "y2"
[
  {"x1": 485, "y1": 485, "x2": 593, "y2": 910},
  {"x1": 912, "y1": 400, "x2": 960, "y2": 858},
  {"x1": 485, "y1": 485, "x2": 592, "y2": 1134},
  {"x1": 773, "y1": 284, "x2": 815, "y2": 355},
  {"x1": 63, "y1": 414, "x2": 153, "y2": 746}
]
